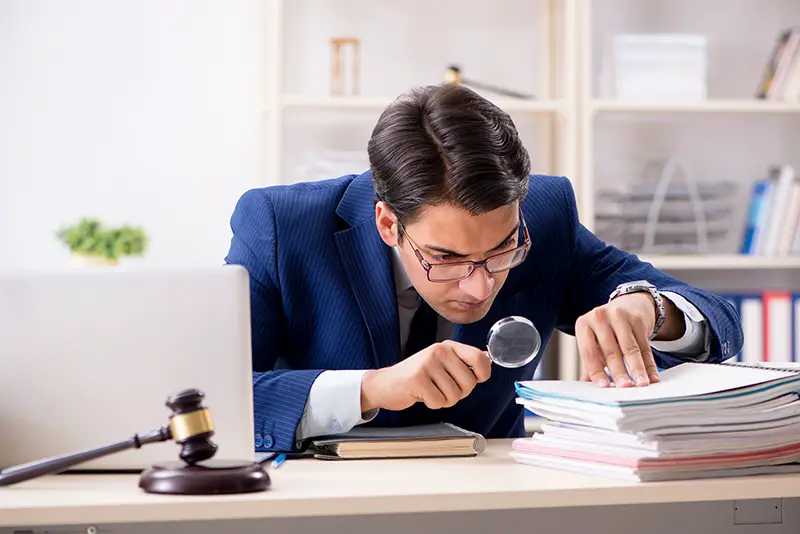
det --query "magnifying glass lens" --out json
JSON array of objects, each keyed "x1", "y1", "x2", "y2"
[{"x1": 486, "y1": 316, "x2": 541, "y2": 368}]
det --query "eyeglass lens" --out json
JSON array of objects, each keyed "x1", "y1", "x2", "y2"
[{"x1": 428, "y1": 247, "x2": 527, "y2": 282}]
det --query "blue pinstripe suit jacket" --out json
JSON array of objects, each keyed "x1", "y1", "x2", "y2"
[{"x1": 225, "y1": 171, "x2": 743, "y2": 452}]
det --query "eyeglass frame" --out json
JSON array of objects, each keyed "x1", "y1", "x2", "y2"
[{"x1": 398, "y1": 208, "x2": 531, "y2": 283}]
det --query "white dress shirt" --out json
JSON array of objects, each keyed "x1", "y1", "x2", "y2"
[{"x1": 296, "y1": 248, "x2": 709, "y2": 440}]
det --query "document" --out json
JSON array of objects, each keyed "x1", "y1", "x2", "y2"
[{"x1": 511, "y1": 361, "x2": 800, "y2": 481}]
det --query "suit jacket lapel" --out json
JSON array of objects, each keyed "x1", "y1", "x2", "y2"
[{"x1": 335, "y1": 172, "x2": 401, "y2": 369}]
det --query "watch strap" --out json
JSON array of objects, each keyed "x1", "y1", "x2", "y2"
[{"x1": 609, "y1": 282, "x2": 666, "y2": 340}]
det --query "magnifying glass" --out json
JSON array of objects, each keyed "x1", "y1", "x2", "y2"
[{"x1": 485, "y1": 316, "x2": 541, "y2": 368}]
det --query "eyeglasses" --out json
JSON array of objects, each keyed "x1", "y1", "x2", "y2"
[{"x1": 401, "y1": 210, "x2": 531, "y2": 283}]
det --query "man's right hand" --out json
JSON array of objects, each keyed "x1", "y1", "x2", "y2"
[{"x1": 359, "y1": 340, "x2": 492, "y2": 412}]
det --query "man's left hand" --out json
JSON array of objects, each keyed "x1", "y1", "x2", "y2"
[{"x1": 576, "y1": 292, "x2": 660, "y2": 388}]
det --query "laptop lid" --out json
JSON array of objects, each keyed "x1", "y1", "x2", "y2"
[{"x1": 0, "y1": 265, "x2": 255, "y2": 471}]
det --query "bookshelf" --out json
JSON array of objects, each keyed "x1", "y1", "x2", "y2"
[
  {"x1": 576, "y1": 0, "x2": 800, "y2": 235},
  {"x1": 263, "y1": 0, "x2": 578, "y2": 191},
  {"x1": 558, "y1": 0, "x2": 800, "y2": 379},
  {"x1": 260, "y1": 0, "x2": 800, "y2": 380}
]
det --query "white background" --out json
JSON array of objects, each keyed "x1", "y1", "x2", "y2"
[{"x1": 0, "y1": 0, "x2": 264, "y2": 270}]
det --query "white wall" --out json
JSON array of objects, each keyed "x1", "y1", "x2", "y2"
[{"x1": 0, "y1": 0, "x2": 265, "y2": 270}]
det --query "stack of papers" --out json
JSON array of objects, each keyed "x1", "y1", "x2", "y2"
[
  {"x1": 511, "y1": 362, "x2": 800, "y2": 481},
  {"x1": 612, "y1": 34, "x2": 708, "y2": 100}
]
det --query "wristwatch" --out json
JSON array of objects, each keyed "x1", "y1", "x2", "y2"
[{"x1": 608, "y1": 280, "x2": 665, "y2": 340}]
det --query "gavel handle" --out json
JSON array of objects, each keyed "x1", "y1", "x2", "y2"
[
  {"x1": 463, "y1": 78, "x2": 535, "y2": 100},
  {"x1": 0, "y1": 426, "x2": 171, "y2": 486}
]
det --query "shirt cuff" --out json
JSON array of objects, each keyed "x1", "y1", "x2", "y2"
[
  {"x1": 649, "y1": 291, "x2": 709, "y2": 361},
  {"x1": 296, "y1": 370, "x2": 379, "y2": 441}
]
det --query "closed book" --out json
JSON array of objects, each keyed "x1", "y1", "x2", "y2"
[{"x1": 308, "y1": 422, "x2": 486, "y2": 460}]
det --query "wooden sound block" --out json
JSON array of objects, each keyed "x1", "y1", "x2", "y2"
[{"x1": 139, "y1": 459, "x2": 270, "y2": 495}]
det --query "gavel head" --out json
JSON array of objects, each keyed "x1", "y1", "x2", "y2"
[
  {"x1": 444, "y1": 64, "x2": 462, "y2": 84},
  {"x1": 165, "y1": 389, "x2": 218, "y2": 465}
]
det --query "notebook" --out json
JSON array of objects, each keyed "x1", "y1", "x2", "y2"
[
  {"x1": 511, "y1": 361, "x2": 800, "y2": 481},
  {"x1": 307, "y1": 423, "x2": 487, "y2": 460}
]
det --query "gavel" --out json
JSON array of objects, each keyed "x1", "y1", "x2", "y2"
[
  {"x1": 0, "y1": 389, "x2": 269, "y2": 494},
  {"x1": 444, "y1": 65, "x2": 535, "y2": 100}
]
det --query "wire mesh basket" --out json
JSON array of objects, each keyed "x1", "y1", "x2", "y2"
[{"x1": 594, "y1": 156, "x2": 737, "y2": 254}]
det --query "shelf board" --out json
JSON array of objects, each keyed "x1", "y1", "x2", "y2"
[
  {"x1": 281, "y1": 96, "x2": 393, "y2": 110},
  {"x1": 280, "y1": 95, "x2": 563, "y2": 113},
  {"x1": 591, "y1": 99, "x2": 800, "y2": 114},
  {"x1": 638, "y1": 254, "x2": 800, "y2": 270}
]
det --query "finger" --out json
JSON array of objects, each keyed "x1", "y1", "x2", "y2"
[
  {"x1": 644, "y1": 356, "x2": 660, "y2": 383},
  {"x1": 611, "y1": 314, "x2": 649, "y2": 387},
  {"x1": 439, "y1": 347, "x2": 478, "y2": 398},
  {"x1": 591, "y1": 312, "x2": 632, "y2": 387},
  {"x1": 428, "y1": 363, "x2": 462, "y2": 407},
  {"x1": 578, "y1": 353, "x2": 589, "y2": 382},
  {"x1": 579, "y1": 366, "x2": 590, "y2": 382},
  {"x1": 418, "y1": 378, "x2": 447, "y2": 410},
  {"x1": 444, "y1": 340, "x2": 492, "y2": 382},
  {"x1": 630, "y1": 318, "x2": 660, "y2": 383},
  {"x1": 575, "y1": 316, "x2": 609, "y2": 387}
]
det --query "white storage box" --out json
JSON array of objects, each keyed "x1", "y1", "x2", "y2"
[{"x1": 612, "y1": 34, "x2": 708, "y2": 100}]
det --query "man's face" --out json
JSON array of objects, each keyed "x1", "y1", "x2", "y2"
[{"x1": 376, "y1": 201, "x2": 521, "y2": 325}]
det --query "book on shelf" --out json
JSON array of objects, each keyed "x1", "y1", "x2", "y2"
[
  {"x1": 723, "y1": 292, "x2": 800, "y2": 364},
  {"x1": 740, "y1": 164, "x2": 800, "y2": 256},
  {"x1": 756, "y1": 27, "x2": 800, "y2": 102},
  {"x1": 511, "y1": 361, "x2": 800, "y2": 482}
]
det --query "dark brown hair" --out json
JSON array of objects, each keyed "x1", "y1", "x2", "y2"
[{"x1": 368, "y1": 83, "x2": 531, "y2": 230}]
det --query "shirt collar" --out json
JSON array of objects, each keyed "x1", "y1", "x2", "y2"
[{"x1": 390, "y1": 246, "x2": 414, "y2": 295}]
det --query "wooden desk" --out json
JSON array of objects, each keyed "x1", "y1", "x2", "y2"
[{"x1": 2, "y1": 440, "x2": 800, "y2": 532}]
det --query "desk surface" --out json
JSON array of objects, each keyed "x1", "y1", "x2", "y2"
[{"x1": 2, "y1": 440, "x2": 800, "y2": 527}]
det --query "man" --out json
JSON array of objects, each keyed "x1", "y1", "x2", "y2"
[{"x1": 225, "y1": 84, "x2": 743, "y2": 453}]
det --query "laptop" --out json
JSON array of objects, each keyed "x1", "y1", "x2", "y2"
[{"x1": 0, "y1": 264, "x2": 255, "y2": 471}]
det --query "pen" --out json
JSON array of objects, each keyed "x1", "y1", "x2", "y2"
[
  {"x1": 257, "y1": 452, "x2": 277, "y2": 465},
  {"x1": 271, "y1": 453, "x2": 286, "y2": 469}
]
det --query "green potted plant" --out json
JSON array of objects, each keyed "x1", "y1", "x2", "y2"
[{"x1": 57, "y1": 218, "x2": 148, "y2": 266}]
